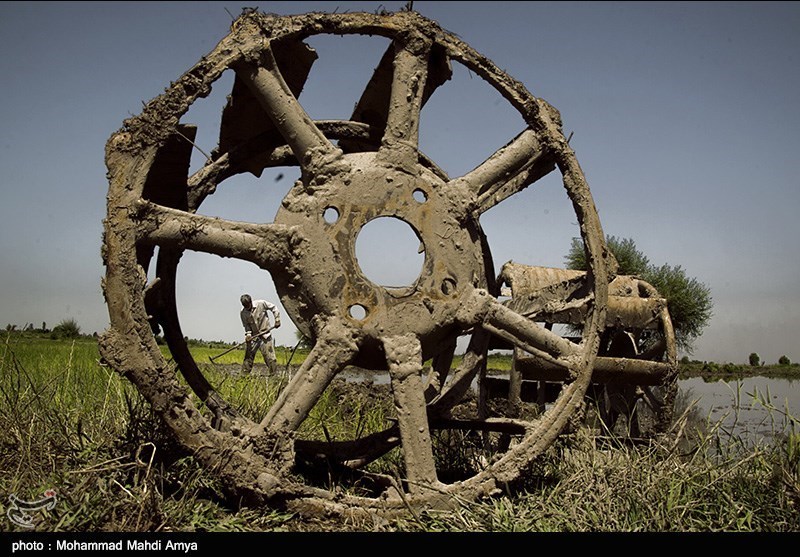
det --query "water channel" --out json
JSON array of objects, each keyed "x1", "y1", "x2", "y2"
[{"x1": 678, "y1": 376, "x2": 800, "y2": 444}]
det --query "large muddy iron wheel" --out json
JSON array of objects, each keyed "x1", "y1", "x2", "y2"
[{"x1": 100, "y1": 9, "x2": 612, "y2": 516}]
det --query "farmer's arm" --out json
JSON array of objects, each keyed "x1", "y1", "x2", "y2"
[
  {"x1": 240, "y1": 310, "x2": 252, "y2": 340},
  {"x1": 267, "y1": 301, "x2": 281, "y2": 328}
]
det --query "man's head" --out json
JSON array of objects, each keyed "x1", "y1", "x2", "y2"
[{"x1": 240, "y1": 294, "x2": 253, "y2": 309}]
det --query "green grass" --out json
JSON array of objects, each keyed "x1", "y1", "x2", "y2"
[
  {"x1": 0, "y1": 335, "x2": 296, "y2": 531},
  {"x1": 170, "y1": 343, "x2": 310, "y2": 368},
  {"x1": 1, "y1": 333, "x2": 798, "y2": 531}
]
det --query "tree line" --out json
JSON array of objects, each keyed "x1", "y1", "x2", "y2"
[{"x1": 4, "y1": 318, "x2": 93, "y2": 340}]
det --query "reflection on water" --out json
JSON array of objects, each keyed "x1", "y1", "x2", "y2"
[
  {"x1": 678, "y1": 376, "x2": 800, "y2": 443},
  {"x1": 341, "y1": 367, "x2": 391, "y2": 385}
]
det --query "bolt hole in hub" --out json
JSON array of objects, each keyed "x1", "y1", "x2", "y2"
[
  {"x1": 323, "y1": 206, "x2": 340, "y2": 224},
  {"x1": 348, "y1": 304, "x2": 368, "y2": 320}
]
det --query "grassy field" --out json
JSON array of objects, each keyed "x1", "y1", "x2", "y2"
[{"x1": 1, "y1": 334, "x2": 798, "y2": 532}]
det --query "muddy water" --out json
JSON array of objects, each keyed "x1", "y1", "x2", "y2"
[{"x1": 678, "y1": 376, "x2": 800, "y2": 443}]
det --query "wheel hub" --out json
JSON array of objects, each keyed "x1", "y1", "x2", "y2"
[{"x1": 274, "y1": 151, "x2": 487, "y2": 358}]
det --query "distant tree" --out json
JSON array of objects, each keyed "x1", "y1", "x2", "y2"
[
  {"x1": 748, "y1": 352, "x2": 761, "y2": 367},
  {"x1": 779, "y1": 355, "x2": 791, "y2": 366},
  {"x1": 647, "y1": 263, "x2": 713, "y2": 353},
  {"x1": 50, "y1": 318, "x2": 81, "y2": 339},
  {"x1": 565, "y1": 236, "x2": 649, "y2": 276},
  {"x1": 566, "y1": 236, "x2": 713, "y2": 354}
]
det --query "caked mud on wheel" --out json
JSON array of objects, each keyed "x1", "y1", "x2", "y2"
[{"x1": 100, "y1": 9, "x2": 612, "y2": 516}]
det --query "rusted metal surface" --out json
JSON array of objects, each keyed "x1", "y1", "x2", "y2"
[{"x1": 100, "y1": 9, "x2": 616, "y2": 516}]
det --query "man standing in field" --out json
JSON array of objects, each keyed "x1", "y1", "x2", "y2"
[{"x1": 239, "y1": 294, "x2": 281, "y2": 374}]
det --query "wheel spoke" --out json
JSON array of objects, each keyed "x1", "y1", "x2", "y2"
[
  {"x1": 262, "y1": 317, "x2": 359, "y2": 432},
  {"x1": 340, "y1": 41, "x2": 450, "y2": 154},
  {"x1": 425, "y1": 335, "x2": 457, "y2": 401},
  {"x1": 478, "y1": 292, "x2": 582, "y2": 366},
  {"x1": 428, "y1": 327, "x2": 491, "y2": 415},
  {"x1": 234, "y1": 45, "x2": 341, "y2": 177},
  {"x1": 451, "y1": 129, "x2": 556, "y2": 214},
  {"x1": 383, "y1": 334, "x2": 440, "y2": 493},
  {"x1": 219, "y1": 40, "x2": 317, "y2": 162},
  {"x1": 295, "y1": 426, "x2": 401, "y2": 470},
  {"x1": 190, "y1": 121, "x2": 375, "y2": 205},
  {"x1": 132, "y1": 200, "x2": 295, "y2": 271},
  {"x1": 377, "y1": 37, "x2": 431, "y2": 168},
  {"x1": 186, "y1": 140, "x2": 292, "y2": 211},
  {"x1": 189, "y1": 120, "x2": 448, "y2": 204}
]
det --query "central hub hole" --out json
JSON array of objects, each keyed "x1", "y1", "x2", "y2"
[{"x1": 355, "y1": 217, "x2": 425, "y2": 288}]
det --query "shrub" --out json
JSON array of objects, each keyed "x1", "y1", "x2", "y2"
[
  {"x1": 722, "y1": 362, "x2": 739, "y2": 374},
  {"x1": 50, "y1": 318, "x2": 81, "y2": 339},
  {"x1": 703, "y1": 362, "x2": 719, "y2": 374}
]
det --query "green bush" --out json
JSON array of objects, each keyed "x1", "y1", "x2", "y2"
[
  {"x1": 49, "y1": 318, "x2": 81, "y2": 339},
  {"x1": 722, "y1": 362, "x2": 739, "y2": 374},
  {"x1": 703, "y1": 362, "x2": 719, "y2": 374}
]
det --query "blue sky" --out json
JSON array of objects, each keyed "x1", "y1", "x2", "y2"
[{"x1": 1, "y1": 1, "x2": 798, "y2": 364}]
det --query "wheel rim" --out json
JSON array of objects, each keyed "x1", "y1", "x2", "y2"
[{"x1": 100, "y1": 10, "x2": 611, "y2": 515}]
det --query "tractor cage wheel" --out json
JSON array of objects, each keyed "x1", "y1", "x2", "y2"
[{"x1": 100, "y1": 9, "x2": 613, "y2": 516}]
